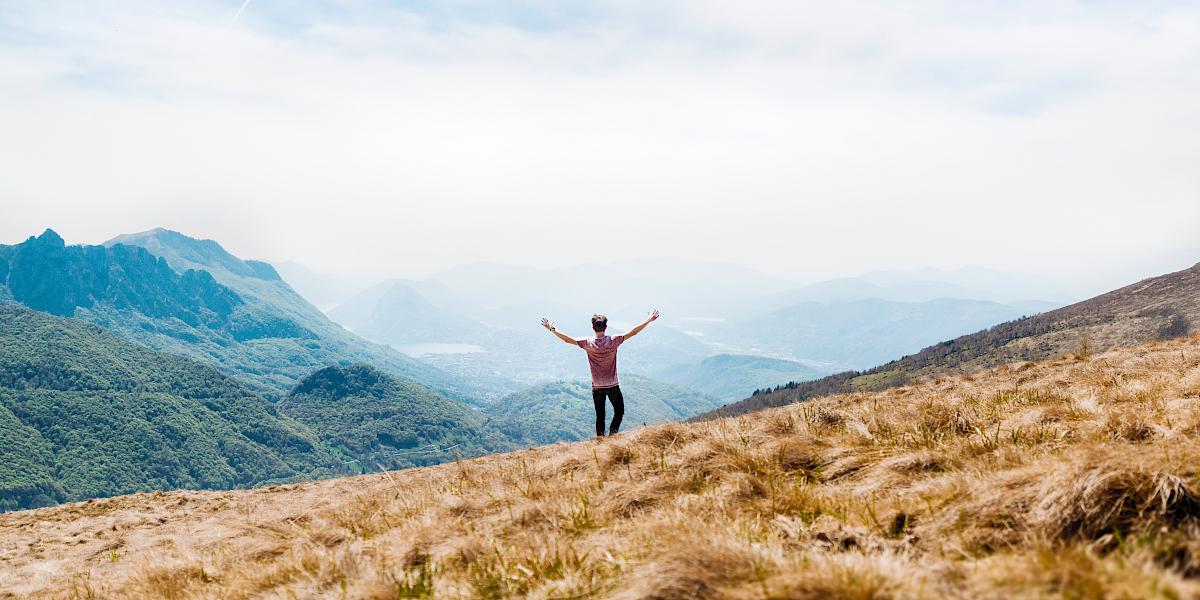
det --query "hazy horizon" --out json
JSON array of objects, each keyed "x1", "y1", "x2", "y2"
[
  {"x1": 2, "y1": 224, "x2": 1197, "y2": 304},
  {"x1": 3, "y1": 1, "x2": 1198, "y2": 295}
]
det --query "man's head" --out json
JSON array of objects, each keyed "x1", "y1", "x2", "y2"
[{"x1": 591, "y1": 314, "x2": 608, "y2": 333}]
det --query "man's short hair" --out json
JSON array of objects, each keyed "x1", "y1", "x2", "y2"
[{"x1": 591, "y1": 314, "x2": 608, "y2": 332}]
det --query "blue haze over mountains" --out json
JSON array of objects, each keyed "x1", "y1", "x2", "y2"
[
  {"x1": 299, "y1": 257, "x2": 1063, "y2": 391},
  {"x1": 0, "y1": 228, "x2": 495, "y2": 403}
]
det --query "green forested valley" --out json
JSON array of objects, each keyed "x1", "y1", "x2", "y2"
[
  {"x1": 0, "y1": 303, "x2": 344, "y2": 511},
  {"x1": 279, "y1": 364, "x2": 512, "y2": 472}
]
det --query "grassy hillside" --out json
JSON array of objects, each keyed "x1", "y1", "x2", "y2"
[
  {"x1": 484, "y1": 375, "x2": 722, "y2": 445},
  {"x1": 707, "y1": 261, "x2": 1200, "y2": 419},
  {"x1": 103, "y1": 228, "x2": 503, "y2": 402},
  {"x1": 0, "y1": 304, "x2": 343, "y2": 512},
  {"x1": 654, "y1": 353, "x2": 828, "y2": 401},
  {"x1": 3, "y1": 335, "x2": 1198, "y2": 597},
  {"x1": 278, "y1": 364, "x2": 512, "y2": 471}
]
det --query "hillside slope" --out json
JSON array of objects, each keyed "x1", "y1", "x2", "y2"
[
  {"x1": 104, "y1": 228, "x2": 500, "y2": 402},
  {"x1": 706, "y1": 261, "x2": 1199, "y2": 419},
  {"x1": 0, "y1": 304, "x2": 342, "y2": 512},
  {"x1": 5, "y1": 335, "x2": 1198, "y2": 598},
  {"x1": 278, "y1": 364, "x2": 511, "y2": 471}
]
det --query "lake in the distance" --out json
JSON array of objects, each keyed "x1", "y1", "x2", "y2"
[{"x1": 391, "y1": 342, "x2": 486, "y2": 357}]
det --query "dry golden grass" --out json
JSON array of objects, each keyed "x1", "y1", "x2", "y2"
[{"x1": 4, "y1": 335, "x2": 1200, "y2": 599}]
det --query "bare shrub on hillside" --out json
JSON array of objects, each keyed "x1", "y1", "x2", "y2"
[{"x1": 1159, "y1": 313, "x2": 1193, "y2": 340}]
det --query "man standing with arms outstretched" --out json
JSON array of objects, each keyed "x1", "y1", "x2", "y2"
[{"x1": 540, "y1": 310, "x2": 660, "y2": 438}]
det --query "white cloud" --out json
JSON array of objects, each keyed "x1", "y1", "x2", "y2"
[{"x1": 0, "y1": 0, "x2": 1197, "y2": 290}]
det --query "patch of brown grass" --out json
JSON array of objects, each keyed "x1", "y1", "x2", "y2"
[{"x1": 1030, "y1": 447, "x2": 1200, "y2": 544}]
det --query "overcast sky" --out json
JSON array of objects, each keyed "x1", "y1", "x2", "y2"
[{"x1": 1, "y1": 1, "x2": 1198, "y2": 289}]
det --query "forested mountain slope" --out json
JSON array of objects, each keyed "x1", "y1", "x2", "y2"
[
  {"x1": 104, "y1": 228, "x2": 501, "y2": 402},
  {"x1": 703, "y1": 261, "x2": 1200, "y2": 419},
  {"x1": 0, "y1": 304, "x2": 342, "y2": 512},
  {"x1": 0, "y1": 229, "x2": 303, "y2": 342},
  {"x1": 278, "y1": 364, "x2": 511, "y2": 471}
]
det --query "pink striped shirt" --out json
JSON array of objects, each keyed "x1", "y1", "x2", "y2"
[{"x1": 577, "y1": 334, "x2": 625, "y2": 388}]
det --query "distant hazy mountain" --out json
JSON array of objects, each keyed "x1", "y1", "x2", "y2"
[
  {"x1": 483, "y1": 375, "x2": 722, "y2": 445},
  {"x1": 328, "y1": 276, "x2": 714, "y2": 390},
  {"x1": 653, "y1": 354, "x2": 829, "y2": 401},
  {"x1": 755, "y1": 278, "x2": 990, "y2": 306},
  {"x1": 271, "y1": 261, "x2": 374, "y2": 312},
  {"x1": 278, "y1": 364, "x2": 511, "y2": 471},
  {"x1": 330, "y1": 280, "x2": 491, "y2": 345},
  {"x1": 716, "y1": 297, "x2": 1054, "y2": 370},
  {"x1": 860, "y1": 267, "x2": 1073, "y2": 303},
  {"x1": 102, "y1": 228, "x2": 501, "y2": 402},
  {"x1": 704, "y1": 261, "x2": 1200, "y2": 420},
  {"x1": 746, "y1": 271, "x2": 1066, "y2": 315},
  {"x1": 0, "y1": 303, "x2": 342, "y2": 512},
  {"x1": 319, "y1": 258, "x2": 1062, "y2": 396}
]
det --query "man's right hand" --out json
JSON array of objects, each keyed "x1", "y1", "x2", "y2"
[{"x1": 540, "y1": 317, "x2": 555, "y2": 331}]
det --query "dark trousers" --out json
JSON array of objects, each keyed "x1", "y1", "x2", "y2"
[{"x1": 592, "y1": 385, "x2": 624, "y2": 436}]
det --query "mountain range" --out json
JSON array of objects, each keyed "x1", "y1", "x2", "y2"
[
  {"x1": 328, "y1": 278, "x2": 715, "y2": 388},
  {"x1": 329, "y1": 279, "x2": 492, "y2": 346},
  {"x1": 313, "y1": 261, "x2": 1058, "y2": 392},
  {"x1": 270, "y1": 260, "x2": 375, "y2": 312},
  {"x1": 97, "y1": 228, "x2": 501, "y2": 403}
]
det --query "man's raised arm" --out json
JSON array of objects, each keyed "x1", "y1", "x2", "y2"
[
  {"x1": 621, "y1": 309, "x2": 660, "y2": 341},
  {"x1": 541, "y1": 317, "x2": 579, "y2": 346}
]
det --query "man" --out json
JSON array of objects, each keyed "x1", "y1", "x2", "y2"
[{"x1": 540, "y1": 310, "x2": 660, "y2": 438}]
